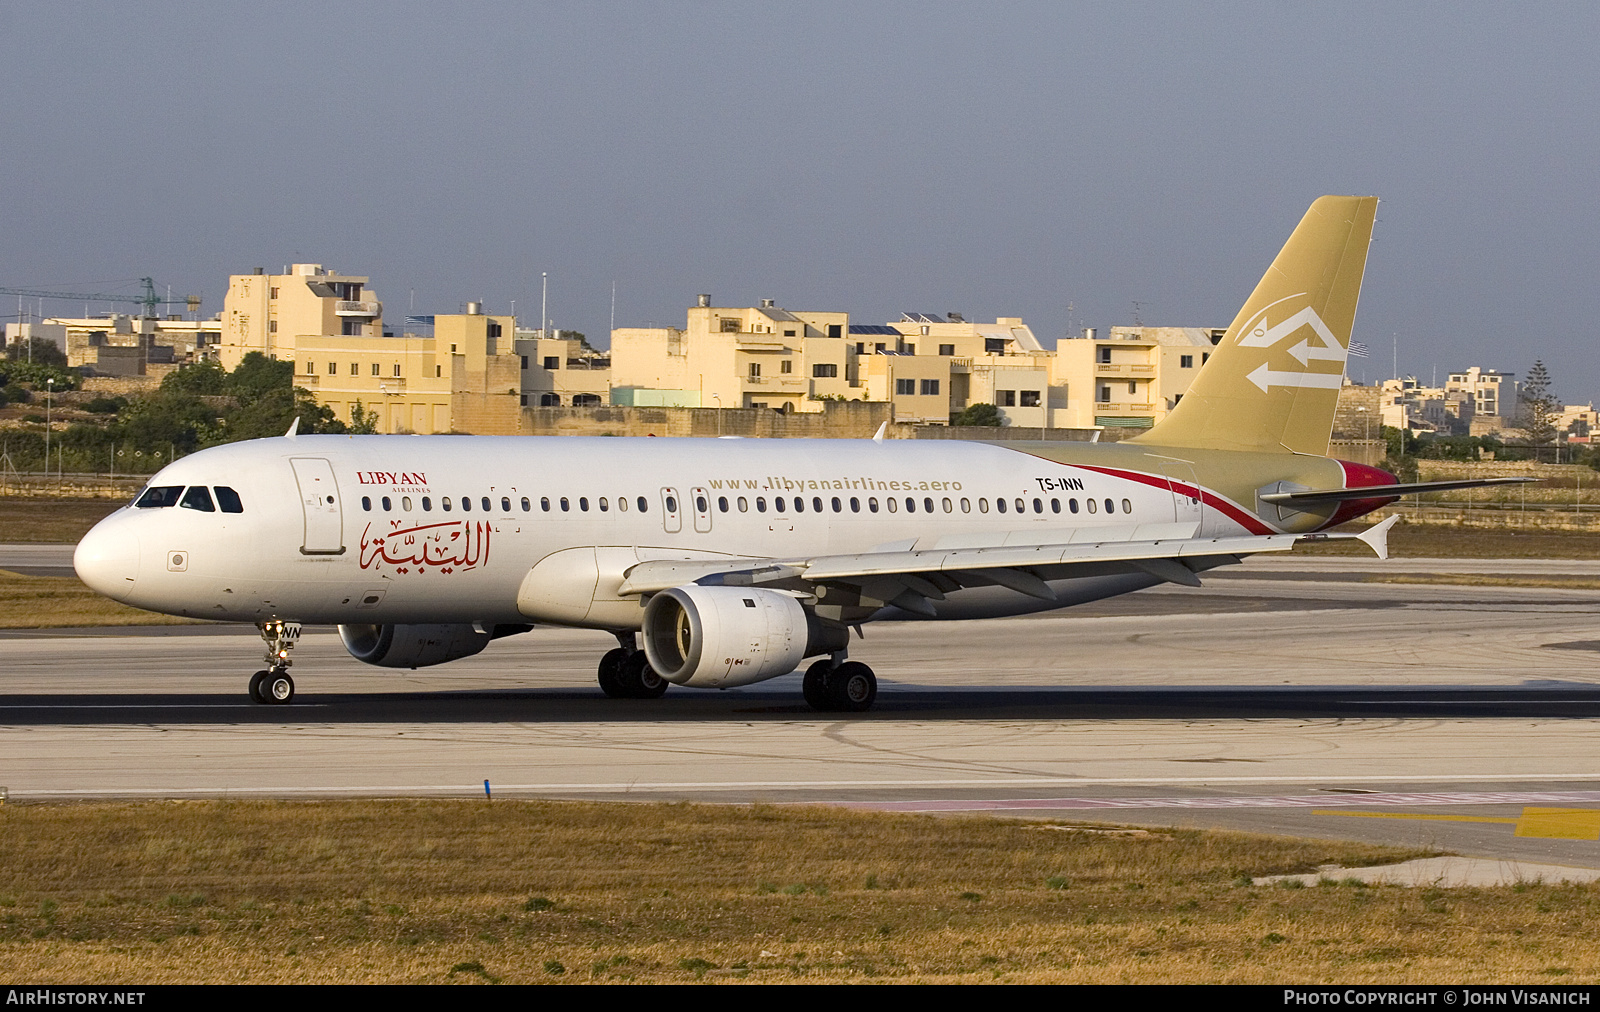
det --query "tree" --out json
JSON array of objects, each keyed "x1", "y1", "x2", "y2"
[
  {"x1": 951, "y1": 403, "x2": 1003, "y2": 426},
  {"x1": 1520, "y1": 359, "x2": 1558, "y2": 450},
  {"x1": 5, "y1": 336, "x2": 67, "y2": 368},
  {"x1": 161, "y1": 359, "x2": 227, "y2": 395},
  {"x1": 348, "y1": 400, "x2": 380, "y2": 434}
]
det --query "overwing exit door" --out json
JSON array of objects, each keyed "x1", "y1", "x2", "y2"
[{"x1": 290, "y1": 457, "x2": 345, "y2": 555}]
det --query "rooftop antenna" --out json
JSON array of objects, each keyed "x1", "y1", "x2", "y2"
[
  {"x1": 541, "y1": 272, "x2": 548, "y2": 340},
  {"x1": 611, "y1": 280, "x2": 617, "y2": 337},
  {"x1": 1131, "y1": 301, "x2": 1148, "y2": 327}
]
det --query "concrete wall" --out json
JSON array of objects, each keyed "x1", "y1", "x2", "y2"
[{"x1": 521, "y1": 400, "x2": 892, "y2": 438}]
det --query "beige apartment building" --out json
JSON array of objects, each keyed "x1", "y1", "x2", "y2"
[
  {"x1": 610, "y1": 297, "x2": 851, "y2": 412},
  {"x1": 7, "y1": 316, "x2": 220, "y2": 377},
  {"x1": 516, "y1": 330, "x2": 610, "y2": 407},
  {"x1": 295, "y1": 309, "x2": 521, "y2": 435},
  {"x1": 1446, "y1": 367, "x2": 1518, "y2": 434},
  {"x1": 220, "y1": 264, "x2": 383, "y2": 370},
  {"x1": 1050, "y1": 326, "x2": 1224, "y2": 430}
]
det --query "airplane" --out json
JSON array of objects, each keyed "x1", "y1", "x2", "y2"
[{"x1": 73, "y1": 195, "x2": 1533, "y2": 711}]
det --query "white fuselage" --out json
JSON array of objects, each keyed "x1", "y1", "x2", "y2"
[{"x1": 74, "y1": 434, "x2": 1262, "y2": 629}]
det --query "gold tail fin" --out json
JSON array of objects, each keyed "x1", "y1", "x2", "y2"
[{"x1": 1130, "y1": 195, "x2": 1378, "y2": 454}]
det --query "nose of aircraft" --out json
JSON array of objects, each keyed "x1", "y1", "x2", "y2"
[{"x1": 75, "y1": 516, "x2": 139, "y2": 602}]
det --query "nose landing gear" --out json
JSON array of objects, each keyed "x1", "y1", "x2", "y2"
[{"x1": 251, "y1": 621, "x2": 301, "y2": 705}]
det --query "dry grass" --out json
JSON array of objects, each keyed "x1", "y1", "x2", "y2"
[
  {"x1": 1296, "y1": 524, "x2": 1600, "y2": 559},
  {"x1": 1358, "y1": 573, "x2": 1600, "y2": 590},
  {"x1": 0, "y1": 570, "x2": 203, "y2": 628},
  {"x1": 0, "y1": 799, "x2": 1594, "y2": 983},
  {"x1": 0, "y1": 498, "x2": 122, "y2": 544}
]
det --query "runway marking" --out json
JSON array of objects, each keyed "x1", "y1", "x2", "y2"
[
  {"x1": 1316, "y1": 807, "x2": 1600, "y2": 841},
  {"x1": 12, "y1": 783, "x2": 1600, "y2": 802},
  {"x1": 837, "y1": 790, "x2": 1600, "y2": 813},
  {"x1": 0, "y1": 705, "x2": 328, "y2": 709}
]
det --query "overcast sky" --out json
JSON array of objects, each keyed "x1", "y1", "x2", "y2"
[{"x1": 3, "y1": 2, "x2": 1596, "y2": 398}]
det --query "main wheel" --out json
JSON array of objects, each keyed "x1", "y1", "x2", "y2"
[
  {"x1": 248, "y1": 669, "x2": 270, "y2": 704},
  {"x1": 597, "y1": 648, "x2": 629, "y2": 698},
  {"x1": 825, "y1": 662, "x2": 876, "y2": 713},
  {"x1": 617, "y1": 652, "x2": 669, "y2": 699},
  {"x1": 263, "y1": 671, "x2": 295, "y2": 704},
  {"x1": 803, "y1": 660, "x2": 834, "y2": 712}
]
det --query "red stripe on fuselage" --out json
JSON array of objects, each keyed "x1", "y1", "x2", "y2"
[{"x1": 1068, "y1": 464, "x2": 1276, "y2": 535}]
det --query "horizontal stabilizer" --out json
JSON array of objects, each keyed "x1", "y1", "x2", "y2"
[{"x1": 1259, "y1": 477, "x2": 1536, "y2": 505}]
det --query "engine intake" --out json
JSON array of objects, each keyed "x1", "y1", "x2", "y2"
[
  {"x1": 642, "y1": 585, "x2": 844, "y2": 688},
  {"x1": 338, "y1": 623, "x2": 529, "y2": 669}
]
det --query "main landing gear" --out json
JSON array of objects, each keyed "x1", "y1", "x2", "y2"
[
  {"x1": 250, "y1": 620, "x2": 301, "y2": 705},
  {"x1": 597, "y1": 633, "x2": 669, "y2": 699},
  {"x1": 803, "y1": 657, "x2": 877, "y2": 713}
]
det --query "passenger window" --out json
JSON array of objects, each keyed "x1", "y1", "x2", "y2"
[
  {"x1": 719, "y1": 496, "x2": 729, "y2": 512},
  {"x1": 850, "y1": 497, "x2": 860, "y2": 513},
  {"x1": 382, "y1": 496, "x2": 393, "y2": 511},
  {"x1": 180, "y1": 486, "x2": 215, "y2": 512},
  {"x1": 501, "y1": 497, "x2": 511, "y2": 512},
  {"x1": 521, "y1": 497, "x2": 530, "y2": 512},
  {"x1": 960, "y1": 498, "x2": 970, "y2": 513},
  {"x1": 813, "y1": 497, "x2": 824, "y2": 512},
  {"x1": 361, "y1": 496, "x2": 372, "y2": 512},
  {"x1": 695, "y1": 495, "x2": 707, "y2": 513},
  {"x1": 1032, "y1": 498, "x2": 1042, "y2": 514},
  {"x1": 942, "y1": 498, "x2": 952, "y2": 513},
  {"x1": 402, "y1": 496, "x2": 413, "y2": 511},
  {"x1": 580, "y1": 497, "x2": 590, "y2": 511},
  {"x1": 1051, "y1": 498, "x2": 1060, "y2": 514},
  {"x1": 618, "y1": 497, "x2": 629, "y2": 512},
  {"x1": 1087, "y1": 499, "x2": 1097, "y2": 514},
  {"x1": 1069, "y1": 499, "x2": 1079, "y2": 513},
  {"x1": 904, "y1": 498, "x2": 914, "y2": 513},
  {"x1": 443, "y1": 497, "x2": 453, "y2": 512},
  {"x1": 996, "y1": 498, "x2": 1007, "y2": 514},
  {"x1": 422, "y1": 497, "x2": 432, "y2": 511},
  {"x1": 831, "y1": 497, "x2": 841, "y2": 513},
  {"x1": 887, "y1": 497, "x2": 898, "y2": 513},
  {"x1": 1016, "y1": 498, "x2": 1026, "y2": 513},
  {"x1": 599, "y1": 497, "x2": 610, "y2": 512},
  {"x1": 637, "y1": 497, "x2": 648, "y2": 513},
  {"x1": 756, "y1": 497, "x2": 767, "y2": 513},
  {"x1": 541, "y1": 497, "x2": 550, "y2": 511},
  {"x1": 737, "y1": 497, "x2": 748, "y2": 512},
  {"x1": 560, "y1": 497, "x2": 570, "y2": 512},
  {"x1": 482, "y1": 497, "x2": 491, "y2": 512},
  {"x1": 979, "y1": 498, "x2": 989, "y2": 513},
  {"x1": 791, "y1": 497, "x2": 802, "y2": 513},
  {"x1": 868, "y1": 497, "x2": 878, "y2": 513},
  {"x1": 775, "y1": 497, "x2": 786, "y2": 512},
  {"x1": 461, "y1": 497, "x2": 471, "y2": 511},
  {"x1": 665, "y1": 495, "x2": 677, "y2": 512},
  {"x1": 1104, "y1": 498, "x2": 1114, "y2": 514},
  {"x1": 135, "y1": 485, "x2": 183, "y2": 508},
  {"x1": 924, "y1": 497, "x2": 934, "y2": 513},
  {"x1": 214, "y1": 487, "x2": 244, "y2": 513},
  {"x1": 1122, "y1": 498, "x2": 1133, "y2": 513}
]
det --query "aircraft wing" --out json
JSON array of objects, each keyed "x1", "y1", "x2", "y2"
[{"x1": 616, "y1": 517, "x2": 1398, "y2": 609}]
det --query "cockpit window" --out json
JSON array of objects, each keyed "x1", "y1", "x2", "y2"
[
  {"x1": 135, "y1": 485, "x2": 183, "y2": 508},
  {"x1": 179, "y1": 486, "x2": 216, "y2": 512},
  {"x1": 215, "y1": 487, "x2": 244, "y2": 513}
]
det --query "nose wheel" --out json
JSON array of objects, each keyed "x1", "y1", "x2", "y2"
[
  {"x1": 251, "y1": 621, "x2": 302, "y2": 705},
  {"x1": 248, "y1": 669, "x2": 295, "y2": 705}
]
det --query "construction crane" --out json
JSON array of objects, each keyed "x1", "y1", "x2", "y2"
[{"x1": 1, "y1": 277, "x2": 201, "y2": 319}]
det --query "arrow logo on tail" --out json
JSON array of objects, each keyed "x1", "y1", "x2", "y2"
[
  {"x1": 1246, "y1": 363, "x2": 1345, "y2": 393},
  {"x1": 1237, "y1": 303, "x2": 1342, "y2": 350},
  {"x1": 1288, "y1": 339, "x2": 1347, "y2": 365}
]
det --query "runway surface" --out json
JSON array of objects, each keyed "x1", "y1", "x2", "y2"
[{"x1": 5, "y1": 547, "x2": 1600, "y2": 875}]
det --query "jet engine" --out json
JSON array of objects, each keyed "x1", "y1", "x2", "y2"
[
  {"x1": 338, "y1": 623, "x2": 530, "y2": 669},
  {"x1": 642, "y1": 585, "x2": 846, "y2": 689}
]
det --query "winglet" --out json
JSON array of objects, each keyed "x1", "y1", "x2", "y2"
[
  {"x1": 1356, "y1": 514, "x2": 1400, "y2": 560},
  {"x1": 871, "y1": 421, "x2": 888, "y2": 443},
  {"x1": 285, "y1": 417, "x2": 300, "y2": 438}
]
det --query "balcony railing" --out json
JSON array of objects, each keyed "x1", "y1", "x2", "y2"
[{"x1": 335, "y1": 300, "x2": 382, "y2": 317}]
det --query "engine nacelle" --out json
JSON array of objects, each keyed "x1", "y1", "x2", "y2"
[
  {"x1": 338, "y1": 623, "x2": 528, "y2": 669},
  {"x1": 642, "y1": 585, "x2": 844, "y2": 689}
]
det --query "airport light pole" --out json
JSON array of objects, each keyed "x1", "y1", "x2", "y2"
[{"x1": 44, "y1": 378, "x2": 53, "y2": 478}]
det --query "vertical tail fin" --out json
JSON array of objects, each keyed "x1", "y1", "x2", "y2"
[{"x1": 1130, "y1": 195, "x2": 1378, "y2": 454}]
